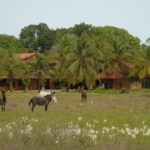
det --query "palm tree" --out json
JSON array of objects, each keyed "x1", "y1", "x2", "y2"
[
  {"x1": 53, "y1": 34, "x2": 78, "y2": 90},
  {"x1": 100, "y1": 35, "x2": 139, "y2": 88},
  {"x1": 29, "y1": 54, "x2": 54, "y2": 92},
  {"x1": 0, "y1": 50, "x2": 21, "y2": 91},
  {"x1": 130, "y1": 47, "x2": 150, "y2": 87},
  {"x1": 54, "y1": 34, "x2": 78, "y2": 79},
  {"x1": 62, "y1": 33, "x2": 102, "y2": 88},
  {"x1": 102, "y1": 35, "x2": 137, "y2": 75},
  {"x1": 15, "y1": 58, "x2": 32, "y2": 91}
]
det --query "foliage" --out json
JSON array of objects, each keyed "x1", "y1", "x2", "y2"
[
  {"x1": 19, "y1": 23, "x2": 55, "y2": 52},
  {"x1": 71, "y1": 22, "x2": 93, "y2": 37},
  {"x1": 94, "y1": 26, "x2": 140, "y2": 76},
  {"x1": 28, "y1": 54, "x2": 55, "y2": 91},
  {"x1": 63, "y1": 33, "x2": 101, "y2": 87},
  {"x1": 0, "y1": 34, "x2": 22, "y2": 49},
  {"x1": 130, "y1": 47, "x2": 150, "y2": 79},
  {"x1": 1, "y1": 23, "x2": 150, "y2": 88},
  {"x1": 0, "y1": 50, "x2": 23, "y2": 90}
]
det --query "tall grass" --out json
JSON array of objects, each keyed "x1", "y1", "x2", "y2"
[{"x1": 0, "y1": 91, "x2": 150, "y2": 149}]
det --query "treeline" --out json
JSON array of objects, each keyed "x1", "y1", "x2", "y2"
[{"x1": 0, "y1": 23, "x2": 150, "y2": 89}]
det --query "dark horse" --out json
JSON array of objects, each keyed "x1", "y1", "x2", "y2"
[
  {"x1": 81, "y1": 88, "x2": 87, "y2": 102},
  {"x1": 0, "y1": 90, "x2": 6, "y2": 111},
  {"x1": 29, "y1": 92, "x2": 55, "y2": 112}
]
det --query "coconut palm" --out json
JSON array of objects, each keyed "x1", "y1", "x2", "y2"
[
  {"x1": 54, "y1": 34, "x2": 78, "y2": 79},
  {"x1": 29, "y1": 54, "x2": 54, "y2": 92},
  {"x1": 131, "y1": 47, "x2": 150, "y2": 79},
  {"x1": 102, "y1": 35, "x2": 137, "y2": 76},
  {"x1": 62, "y1": 33, "x2": 102, "y2": 88},
  {"x1": 0, "y1": 50, "x2": 21, "y2": 91},
  {"x1": 15, "y1": 58, "x2": 32, "y2": 91}
]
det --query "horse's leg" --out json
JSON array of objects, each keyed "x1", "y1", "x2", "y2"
[
  {"x1": 85, "y1": 97, "x2": 87, "y2": 102},
  {"x1": 31, "y1": 104, "x2": 36, "y2": 112},
  {"x1": 3, "y1": 106, "x2": 5, "y2": 111},
  {"x1": 2, "y1": 105, "x2": 5, "y2": 111},
  {"x1": 45, "y1": 105, "x2": 48, "y2": 111},
  {"x1": 81, "y1": 96, "x2": 83, "y2": 102},
  {"x1": 1, "y1": 105, "x2": 3, "y2": 111},
  {"x1": 3, "y1": 104, "x2": 5, "y2": 111}
]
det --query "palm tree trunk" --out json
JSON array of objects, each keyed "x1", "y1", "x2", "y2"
[
  {"x1": 37, "y1": 78, "x2": 41, "y2": 93},
  {"x1": 66, "y1": 84, "x2": 70, "y2": 92},
  {"x1": 9, "y1": 81, "x2": 13, "y2": 92},
  {"x1": 25, "y1": 85, "x2": 29, "y2": 91}
]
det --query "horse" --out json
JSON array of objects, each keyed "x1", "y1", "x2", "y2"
[
  {"x1": 81, "y1": 88, "x2": 87, "y2": 102},
  {"x1": 0, "y1": 90, "x2": 6, "y2": 111},
  {"x1": 29, "y1": 92, "x2": 55, "y2": 112},
  {"x1": 38, "y1": 91, "x2": 58, "y2": 103}
]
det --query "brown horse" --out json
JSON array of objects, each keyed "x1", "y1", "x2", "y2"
[
  {"x1": 81, "y1": 89, "x2": 87, "y2": 102},
  {"x1": 0, "y1": 90, "x2": 6, "y2": 111}
]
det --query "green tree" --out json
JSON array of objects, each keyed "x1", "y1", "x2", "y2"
[
  {"x1": 71, "y1": 22, "x2": 93, "y2": 37},
  {"x1": 29, "y1": 54, "x2": 54, "y2": 92},
  {"x1": 15, "y1": 59, "x2": 32, "y2": 91},
  {"x1": 19, "y1": 23, "x2": 55, "y2": 52},
  {"x1": 131, "y1": 47, "x2": 150, "y2": 79},
  {"x1": 0, "y1": 34, "x2": 22, "y2": 49},
  {"x1": 52, "y1": 34, "x2": 78, "y2": 90},
  {"x1": 99, "y1": 27, "x2": 140, "y2": 76},
  {"x1": 19, "y1": 25, "x2": 37, "y2": 49},
  {"x1": 0, "y1": 50, "x2": 21, "y2": 91},
  {"x1": 62, "y1": 33, "x2": 101, "y2": 88}
]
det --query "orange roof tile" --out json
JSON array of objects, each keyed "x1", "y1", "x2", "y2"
[
  {"x1": 97, "y1": 73, "x2": 124, "y2": 79},
  {"x1": 119, "y1": 60, "x2": 133, "y2": 68},
  {"x1": 16, "y1": 53, "x2": 37, "y2": 60}
]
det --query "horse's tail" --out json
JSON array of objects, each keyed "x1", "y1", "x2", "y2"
[{"x1": 28, "y1": 99, "x2": 32, "y2": 106}]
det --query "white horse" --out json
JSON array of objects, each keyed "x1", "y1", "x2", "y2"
[{"x1": 38, "y1": 91, "x2": 58, "y2": 103}]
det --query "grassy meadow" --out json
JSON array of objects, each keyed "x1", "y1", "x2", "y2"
[{"x1": 0, "y1": 89, "x2": 150, "y2": 150}]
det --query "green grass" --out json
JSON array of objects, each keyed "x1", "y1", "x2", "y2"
[
  {"x1": 89, "y1": 87, "x2": 150, "y2": 94},
  {"x1": 0, "y1": 90, "x2": 150, "y2": 150}
]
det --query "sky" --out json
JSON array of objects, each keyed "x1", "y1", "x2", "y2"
[{"x1": 0, "y1": 0, "x2": 149, "y2": 43}]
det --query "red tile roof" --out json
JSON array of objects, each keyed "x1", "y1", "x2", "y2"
[
  {"x1": 97, "y1": 73, "x2": 124, "y2": 79},
  {"x1": 119, "y1": 60, "x2": 132, "y2": 68},
  {"x1": 50, "y1": 60, "x2": 59, "y2": 64},
  {"x1": 16, "y1": 53, "x2": 37, "y2": 60},
  {"x1": 97, "y1": 60, "x2": 132, "y2": 79}
]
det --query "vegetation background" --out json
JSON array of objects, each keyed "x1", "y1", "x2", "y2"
[{"x1": 0, "y1": 23, "x2": 150, "y2": 89}]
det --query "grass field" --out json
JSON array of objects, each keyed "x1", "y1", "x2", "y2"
[{"x1": 0, "y1": 89, "x2": 150, "y2": 150}]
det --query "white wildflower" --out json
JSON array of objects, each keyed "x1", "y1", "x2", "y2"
[
  {"x1": 74, "y1": 128, "x2": 81, "y2": 136},
  {"x1": 78, "y1": 117, "x2": 82, "y2": 121},
  {"x1": 104, "y1": 119, "x2": 107, "y2": 123},
  {"x1": 6, "y1": 124, "x2": 12, "y2": 130},
  {"x1": 20, "y1": 129, "x2": 24, "y2": 134},
  {"x1": 9, "y1": 132, "x2": 13, "y2": 138},
  {"x1": 25, "y1": 124, "x2": 32, "y2": 135},
  {"x1": 55, "y1": 140, "x2": 59, "y2": 144},
  {"x1": 31, "y1": 118, "x2": 38, "y2": 123},
  {"x1": 94, "y1": 119, "x2": 99, "y2": 124},
  {"x1": 86, "y1": 122, "x2": 92, "y2": 128}
]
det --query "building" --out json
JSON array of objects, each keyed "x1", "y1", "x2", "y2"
[
  {"x1": 0, "y1": 53, "x2": 59, "y2": 91},
  {"x1": 96, "y1": 60, "x2": 133, "y2": 89}
]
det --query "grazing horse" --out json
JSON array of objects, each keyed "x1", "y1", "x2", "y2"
[
  {"x1": 0, "y1": 90, "x2": 6, "y2": 111},
  {"x1": 29, "y1": 93, "x2": 55, "y2": 112},
  {"x1": 81, "y1": 88, "x2": 87, "y2": 102}
]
